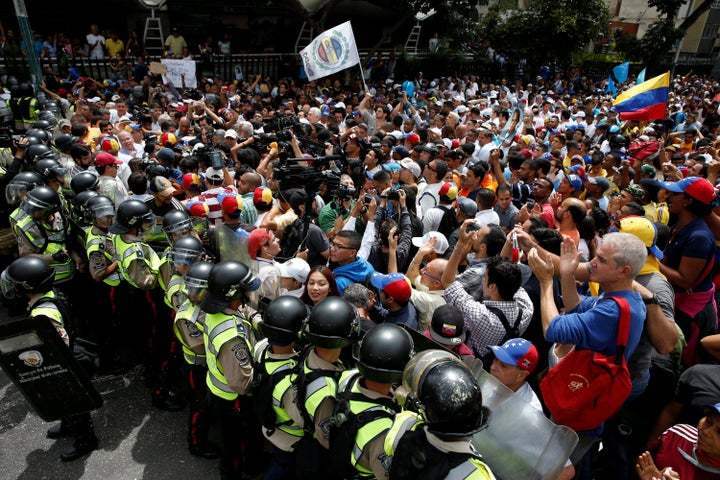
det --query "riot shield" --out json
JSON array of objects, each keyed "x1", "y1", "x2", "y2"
[
  {"x1": 0, "y1": 315, "x2": 103, "y2": 421},
  {"x1": 473, "y1": 370, "x2": 578, "y2": 480}
]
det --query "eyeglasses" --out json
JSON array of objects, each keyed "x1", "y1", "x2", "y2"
[
  {"x1": 421, "y1": 267, "x2": 442, "y2": 282},
  {"x1": 426, "y1": 166, "x2": 436, "y2": 172},
  {"x1": 330, "y1": 242, "x2": 354, "y2": 250}
]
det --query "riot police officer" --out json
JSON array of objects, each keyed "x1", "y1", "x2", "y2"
[
  {"x1": 288, "y1": 296, "x2": 358, "y2": 479},
  {"x1": 200, "y1": 260, "x2": 263, "y2": 479},
  {"x1": 253, "y1": 295, "x2": 308, "y2": 479},
  {"x1": 385, "y1": 350, "x2": 495, "y2": 480},
  {"x1": 330, "y1": 323, "x2": 413, "y2": 479},
  {"x1": 12, "y1": 186, "x2": 77, "y2": 286},
  {"x1": 165, "y1": 234, "x2": 204, "y2": 310},
  {"x1": 110, "y1": 199, "x2": 182, "y2": 410},
  {"x1": 0, "y1": 257, "x2": 99, "y2": 461},
  {"x1": 173, "y1": 260, "x2": 219, "y2": 459}
]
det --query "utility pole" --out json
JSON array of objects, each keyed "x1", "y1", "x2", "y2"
[{"x1": 12, "y1": 0, "x2": 42, "y2": 92}]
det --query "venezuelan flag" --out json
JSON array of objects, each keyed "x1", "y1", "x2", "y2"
[{"x1": 613, "y1": 72, "x2": 669, "y2": 121}]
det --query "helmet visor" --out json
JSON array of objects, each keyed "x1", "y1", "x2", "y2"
[
  {"x1": 5, "y1": 183, "x2": 28, "y2": 205},
  {"x1": 170, "y1": 248, "x2": 202, "y2": 266},
  {"x1": 163, "y1": 218, "x2": 193, "y2": 235},
  {"x1": 92, "y1": 205, "x2": 116, "y2": 220},
  {"x1": 1, "y1": 269, "x2": 17, "y2": 299}
]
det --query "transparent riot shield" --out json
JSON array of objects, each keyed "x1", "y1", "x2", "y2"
[{"x1": 473, "y1": 370, "x2": 578, "y2": 480}]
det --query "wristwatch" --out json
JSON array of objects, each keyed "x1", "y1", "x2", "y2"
[{"x1": 643, "y1": 295, "x2": 659, "y2": 305}]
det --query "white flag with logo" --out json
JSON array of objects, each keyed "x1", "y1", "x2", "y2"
[{"x1": 300, "y1": 21, "x2": 360, "y2": 81}]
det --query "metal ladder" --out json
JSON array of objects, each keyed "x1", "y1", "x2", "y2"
[
  {"x1": 144, "y1": 14, "x2": 164, "y2": 56},
  {"x1": 295, "y1": 22, "x2": 314, "y2": 55},
  {"x1": 405, "y1": 23, "x2": 422, "y2": 54}
]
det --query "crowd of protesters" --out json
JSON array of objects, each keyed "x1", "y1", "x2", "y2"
[{"x1": 2, "y1": 17, "x2": 720, "y2": 480}]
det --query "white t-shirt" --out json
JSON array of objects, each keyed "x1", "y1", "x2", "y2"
[{"x1": 86, "y1": 33, "x2": 105, "y2": 59}]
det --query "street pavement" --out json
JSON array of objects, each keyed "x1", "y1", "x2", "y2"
[{"x1": 0, "y1": 336, "x2": 221, "y2": 480}]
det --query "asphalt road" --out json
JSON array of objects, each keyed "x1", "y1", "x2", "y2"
[
  {"x1": 0, "y1": 178, "x2": 231, "y2": 477},
  {"x1": 0, "y1": 343, "x2": 221, "y2": 480}
]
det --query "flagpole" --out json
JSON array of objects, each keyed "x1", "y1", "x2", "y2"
[{"x1": 353, "y1": 34, "x2": 368, "y2": 93}]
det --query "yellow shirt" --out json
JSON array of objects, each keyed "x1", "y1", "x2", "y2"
[{"x1": 106, "y1": 38, "x2": 125, "y2": 58}]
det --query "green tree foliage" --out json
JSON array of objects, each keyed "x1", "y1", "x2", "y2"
[
  {"x1": 612, "y1": 28, "x2": 643, "y2": 62},
  {"x1": 478, "y1": 0, "x2": 610, "y2": 65}
]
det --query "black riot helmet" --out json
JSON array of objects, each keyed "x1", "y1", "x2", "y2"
[
  {"x1": 202, "y1": 261, "x2": 260, "y2": 314},
  {"x1": 162, "y1": 209, "x2": 193, "y2": 241},
  {"x1": 70, "y1": 171, "x2": 100, "y2": 194},
  {"x1": 72, "y1": 190, "x2": 100, "y2": 222},
  {"x1": 406, "y1": 353, "x2": 488, "y2": 438},
  {"x1": 54, "y1": 133, "x2": 79, "y2": 152},
  {"x1": 185, "y1": 261, "x2": 213, "y2": 301},
  {"x1": 19, "y1": 82, "x2": 33, "y2": 97},
  {"x1": 85, "y1": 195, "x2": 115, "y2": 224},
  {"x1": 25, "y1": 128, "x2": 52, "y2": 144},
  {"x1": 304, "y1": 297, "x2": 358, "y2": 349},
  {"x1": 109, "y1": 199, "x2": 155, "y2": 234},
  {"x1": 34, "y1": 158, "x2": 67, "y2": 183},
  {"x1": 26, "y1": 143, "x2": 53, "y2": 161},
  {"x1": 1, "y1": 256, "x2": 55, "y2": 299},
  {"x1": 34, "y1": 119, "x2": 54, "y2": 131},
  {"x1": 260, "y1": 296, "x2": 308, "y2": 344},
  {"x1": 5, "y1": 171, "x2": 44, "y2": 205},
  {"x1": 169, "y1": 235, "x2": 204, "y2": 266},
  {"x1": 21, "y1": 185, "x2": 61, "y2": 216},
  {"x1": 355, "y1": 323, "x2": 414, "y2": 384}
]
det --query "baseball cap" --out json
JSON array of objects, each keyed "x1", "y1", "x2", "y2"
[
  {"x1": 399, "y1": 158, "x2": 421, "y2": 179},
  {"x1": 587, "y1": 175, "x2": 610, "y2": 191},
  {"x1": 566, "y1": 174, "x2": 583, "y2": 193},
  {"x1": 156, "y1": 147, "x2": 175, "y2": 163},
  {"x1": 404, "y1": 133, "x2": 420, "y2": 146},
  {"x1": 150, "y1": 176, "x2": 176, "y2": 198},
  {"x1": 427, "y1": 304, "x2": 466, "y2": 346},
  {"x1": 218, "y1": 193, "x2": 243, "y2": 217},
  {"x1": 438, "y1": 182, "x2": 458, "y2": 201},
  {"x1": 370, "y1": 272, "x2": 412, "y2": 302},
  {"x1": 411, "y1": 232, "x2": 449, "y2": 254},
  {"x1": 253, "y1": 186, "x2": 274, "y2": 209},
  {"x1": 182, "y1": 172, "x2": 201, "y2": 191},
  {"x1": 278, "y1": 258, "x2": 311, "y2": 283},
  {"x1": 187, "y1": 199, "x2": 209, "y2": 217},
  {"x1": 205, "y1": 167, "x2": 224, "y2": 183},
  {"x1": 618, "y1": 216, "x2": 663, "y2": 260},
  {"x1": 100, "y1": 137, "x2": 119, "y2": 152},
  {"x1": 95, "y1": 152, "x2": 122, "y2": 167},
  {"x1": 457, "y1": 196, "x2": 478, "y2": 216},
  {"x1": 248, "y1": 228, "x2": 274, "y2": 260},
  {"x1": 658, "y1": 177, "x2": 717, "y2": 205},
  {"x1": 382, "y1": 162, "x2": 402, "y2": 173},
  {"x1": 489, "y1": 338, "x2": 538, "y2": 372},
  {"x1": 393, "y1": 146, "x2": 410, "y2": 158},
  {"x1": 640, "y1": 164, "x2": 657, "y2": 178},
  {"x1": 225, "y1": 129, "x2": 238, "y2": 139}
]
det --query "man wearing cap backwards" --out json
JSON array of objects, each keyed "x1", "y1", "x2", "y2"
[
  {"x1": 369, "y1": 272, "x2": 418, "y2": 330},
  {"x1": 96, "y1": 152, "x2": 128, "y2": 208},
  {"x1": 637, "y1": 402, "x2": 720, "y2": 480}
]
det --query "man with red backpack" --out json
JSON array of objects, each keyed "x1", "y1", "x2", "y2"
[{"x1": 527, "y1": 233, "x2": 648, "y2": 470}]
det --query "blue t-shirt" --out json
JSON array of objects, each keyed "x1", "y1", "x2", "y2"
[
  {"x1": 664, "y1": 217, "x2": 715, "y2": 293},
  {"x1": 545, "y1": 290, "x2": 646, "y2": 359}
]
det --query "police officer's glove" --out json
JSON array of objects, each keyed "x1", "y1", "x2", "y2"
[{"x1": 52, "y1": 251, "x2": 70, "y2": 263}]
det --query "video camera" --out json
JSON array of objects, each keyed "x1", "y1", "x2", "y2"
[{"x1": 273, "y1": 155, "x2": 348, "y2": 199}]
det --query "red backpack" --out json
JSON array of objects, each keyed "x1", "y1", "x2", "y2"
[{"x1": 540, "y1": 296, "x2": 632, "y2": 432}]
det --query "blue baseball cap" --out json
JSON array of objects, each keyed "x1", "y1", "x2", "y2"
[
  {"x1": 567, "y1": 174, "x2": 583, "y2": 192},
  {"x1": 490, "y1": 338, "x2": 538, "y2": 372}
]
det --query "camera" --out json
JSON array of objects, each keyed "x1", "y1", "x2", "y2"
[
  {"x1": 364, "y1": 194, "x2": 372, "y2": 205},
  {"x1": 526, "y1": 199, "x2": 535, "y2": 210},
  {"x1": 388, "y1": 187, "x2": 401, "y2": 201}
]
